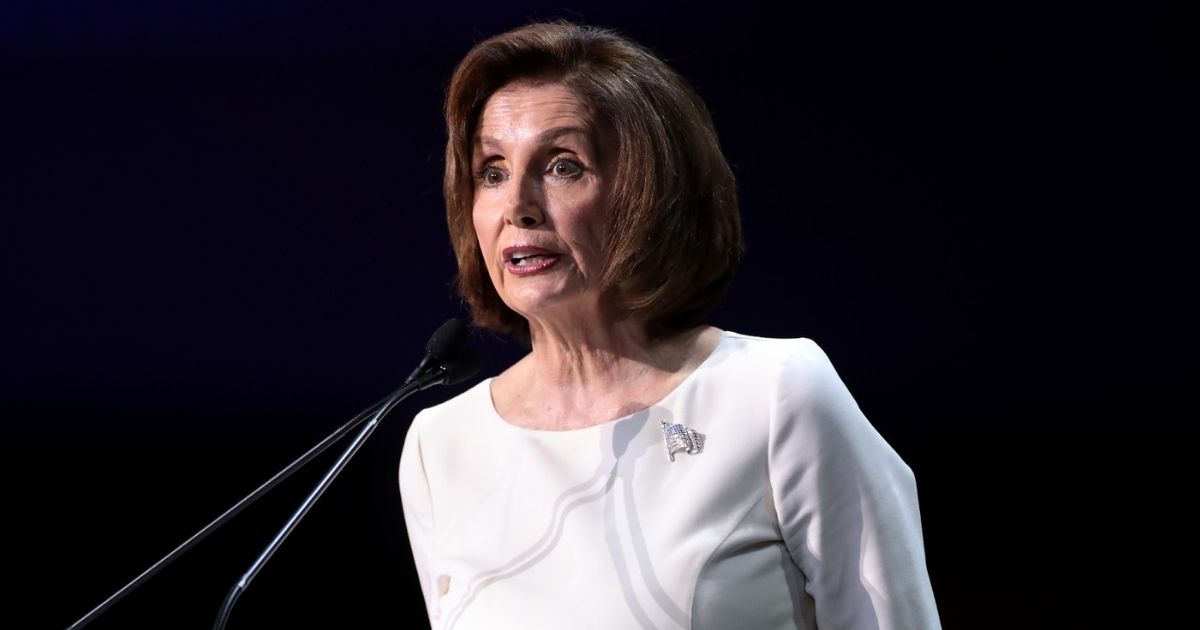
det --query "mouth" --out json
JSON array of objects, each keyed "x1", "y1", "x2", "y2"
[{"x1": 503, "y1": 245, "x2": 562, "y2": 275}]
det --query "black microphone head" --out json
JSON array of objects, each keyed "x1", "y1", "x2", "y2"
[
  {"x1": 441, "y1": 350, "x2": 482, "y2": 386},
  {"x1": 426, "y1": 318, "x2": 468, "y2": 359}
]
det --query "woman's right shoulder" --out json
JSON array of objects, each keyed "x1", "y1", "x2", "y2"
[
  {"x1": 400, "y1": 377, "x2": 501, "y2": 491},
  {"x1": 407, "y1": 377, "x2": 495, "y2": 440}
]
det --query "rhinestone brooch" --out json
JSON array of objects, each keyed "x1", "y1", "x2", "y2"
[{"x1": 662, "y1": 421, "x2": 705, "y2": 462}]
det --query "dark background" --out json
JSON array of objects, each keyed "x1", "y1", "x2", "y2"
[{"x1": 2, "y1": 2, "x2": 1191, "y2": 628}]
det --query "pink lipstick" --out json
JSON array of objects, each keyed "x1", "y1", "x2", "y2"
[{"x1": 502, "y1": 245, "x2": 562, "y2": 275}]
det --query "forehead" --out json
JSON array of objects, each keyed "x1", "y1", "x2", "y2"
[{"x1": 474, "y1": 82, "x2": 594, "y2": 147}]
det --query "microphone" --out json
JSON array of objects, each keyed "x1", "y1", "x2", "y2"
[
  {"x1": 67, "y1": 319, "x2": 481, "y2": 630},
  {"x1": 404, "y1": 318, "x2": 469, "y2": 385}
]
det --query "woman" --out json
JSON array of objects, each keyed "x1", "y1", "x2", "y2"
[{"x1": 400, "y1": 21, "x2": 940, "y2": 630}]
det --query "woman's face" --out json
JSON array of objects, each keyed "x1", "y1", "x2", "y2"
[{"x1": 471, "y1": 82, "x2": 614, "y2": 326}]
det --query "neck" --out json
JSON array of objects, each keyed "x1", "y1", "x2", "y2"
[
  {"x1": 525, "y1": 312, "x2": 654, "y2": 392},
  {"x1": 492, "y1": 313, "x2": 718, "y2": 429}
]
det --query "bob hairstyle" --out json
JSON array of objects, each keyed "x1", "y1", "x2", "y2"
[{"x1": 444, "y1": 21, "x2": 742, "y2": 341}]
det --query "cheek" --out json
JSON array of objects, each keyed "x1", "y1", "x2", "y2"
[
  {"x1": 568, "y1": 193, "x2": 610, "y2": 259},
  {"x1": 471, "y1": 205, "x2": 503, "y2": 282},
  {"x1": 471, "y1": 205, "x2": 493, "y2": 253}
]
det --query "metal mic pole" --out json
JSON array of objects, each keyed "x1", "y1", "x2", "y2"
[
  {"x1": 210, "y1": 357, "x2": 477, "y2": 629},
  {"x1": 212, "y1": 382, "x2": 413, "y2": 629},
  {"x1": 65, "y1": 386, "x2": 403, "y2": 630},
  {"x1": 66, "y1": 318, "x2": 473, "y2": 629}
]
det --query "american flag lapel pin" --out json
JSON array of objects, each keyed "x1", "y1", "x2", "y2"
[{"x1": 662, "y1": 421, "x2": 705, "y2": 462}]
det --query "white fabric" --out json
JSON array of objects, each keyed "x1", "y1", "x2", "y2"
[{"x1": 399, "y1": 332, "x2": 941, "y2": 629}]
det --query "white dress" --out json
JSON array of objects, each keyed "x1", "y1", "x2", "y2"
[{"x1": 399, "y1": 332, "x2": 941, "y2": 629}]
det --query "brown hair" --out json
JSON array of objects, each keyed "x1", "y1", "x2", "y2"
[{"x1": 444, "y1": 21, "x2": 742, "y2": 341}]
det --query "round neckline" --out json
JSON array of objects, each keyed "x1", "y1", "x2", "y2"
[{"x1": 484, "y1": 329, "x2": 730, "y2": 434}]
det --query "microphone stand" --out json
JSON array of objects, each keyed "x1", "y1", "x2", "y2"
[
  {"x1": 211, "y1": 364, "x2": 457, "y2": 629},
  {"x1": 66, "y1": 358, "x2": 469, "y2": 629}
]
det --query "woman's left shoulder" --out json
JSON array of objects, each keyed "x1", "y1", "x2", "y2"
[
  {"x1": 716, "y1": 331, "x2": 860, "y2": 413},
  {"x1": 720, "y1": 331, "x2": 838, "y2": 377}
]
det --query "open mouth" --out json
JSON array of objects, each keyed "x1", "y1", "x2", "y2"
[
  {"x1": 509, "y1": 252, "x2": 556, "y2": 266},
  {"x1": 503, "y1": 246, "x2": 562, "y2": 274}
]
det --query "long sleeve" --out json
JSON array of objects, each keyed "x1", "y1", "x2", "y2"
[
  {"x1": 767, "y1": 340, "x2": 940, "y2": 629},
  {"x1": 399, "y1": 411, "x2": 440, "y2": 629}
]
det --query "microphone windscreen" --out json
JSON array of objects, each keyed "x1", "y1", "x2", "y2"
[
  {"x1": 442, "y1": 350, "x2": 482, "y2": 386},
  {"x1": 426, "y1": 318, "x2": 468, "y2": 359}
]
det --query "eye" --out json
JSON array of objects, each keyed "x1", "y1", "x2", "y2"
[
  {"x1": 478, "y1": 165, "x2": 507, "y2": 187},
  {"x1": 549, "y1": 159, "x2": 582, "y2": 179}
]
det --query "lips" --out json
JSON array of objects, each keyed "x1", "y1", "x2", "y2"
[{"x1": 502, "y1": 245, "x2": 562, "y2": 275}]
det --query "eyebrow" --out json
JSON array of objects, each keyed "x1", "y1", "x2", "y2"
[{"x1": 475, "y1": 126, "x2": 594, "y2": 153}]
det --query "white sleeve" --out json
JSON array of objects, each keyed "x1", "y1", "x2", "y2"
[
  {"x1": 767, "y1": 339, "x2": 941, "y2": 629},
  {"x1": 399, "y1": 411, "x2": 441, "y2": 629}
]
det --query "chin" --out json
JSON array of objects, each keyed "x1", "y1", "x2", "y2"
[{"x1": 504, "y1": 286, "x2": 593, "y2": 322}]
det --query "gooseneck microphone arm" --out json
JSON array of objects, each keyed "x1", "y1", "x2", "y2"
[
  {"x1": 66, "y1": 319, "x2": 478, "y2": 630},
  {"x1": 66, "y1": 387, "x2": 398, "y2": 630},
  {"x1": 212, "y1": 352, "x2": 480, "y2": 630}
]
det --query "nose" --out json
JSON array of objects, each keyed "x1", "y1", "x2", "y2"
[{"x1": 503, "y1": 172, "x2": 545, "y2": 228}]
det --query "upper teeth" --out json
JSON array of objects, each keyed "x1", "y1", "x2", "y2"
[{"x1": 512, "y1": 253, "x2": 543, "y2": 265}]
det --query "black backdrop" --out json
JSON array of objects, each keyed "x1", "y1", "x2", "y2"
[{"x1": 2, "y1": 2, "x2": 1191, "y2": 628}]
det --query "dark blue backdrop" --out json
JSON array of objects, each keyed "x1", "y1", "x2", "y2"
[{"x1": 2, "y1": 2, "x2": 1190, "y2": 628}]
